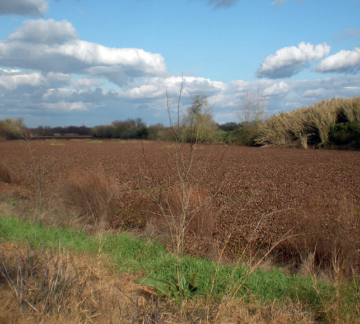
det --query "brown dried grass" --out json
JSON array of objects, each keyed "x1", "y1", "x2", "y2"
[
  {"x1": 152, "y1": 183, "x2": 218, "y2": 239},
  {"x1": 58, "y1": 171, "x2": 117, "y2": 226},
  {"x1": 0, "y1": 163, "x2": 11, "y2": 183},
  {"x1": 0, "y1": 242, "x2": 144, "y2": 323},
  {"x1": 257, "y1": 96, "x2": 360, "y2": 147},
  {"x1": 275, "y1": 193, "x2": 360, "y2": 277},
  {"x1": 0, "y1": 242, "x2": 315, "y2": 324}
]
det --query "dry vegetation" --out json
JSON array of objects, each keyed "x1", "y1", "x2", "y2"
[
  {"x1": 256, "y1": 97, "x2": 360, "y2": 148},
  {"x1": 0, "y1": 241, "x2": 316, "y2": 323},
  {"x1": 0, "y1": 162, "x2": 11, "y2": 184},
  {"x1": 57, "y1": 171, "x2": 118, "y2": 227},
  {"x1": 0, "y1": 138, "x2": 359, "y2": 323},
  {"x1": 0, "y1": 140, "x2": 359, "y2": 269}
]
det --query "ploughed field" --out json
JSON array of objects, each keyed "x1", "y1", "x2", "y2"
[{"x1": 1, "y1": 139, "x2": 360, "y2": 267}]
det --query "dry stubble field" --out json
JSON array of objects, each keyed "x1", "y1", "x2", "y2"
[{"x1": 1, "y1": 139, "x2": 359, "y2": 271}]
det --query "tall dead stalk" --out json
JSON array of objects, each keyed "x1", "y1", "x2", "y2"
[{"x1": 140, "y1": 77, "x2": 227, "y2": 256}]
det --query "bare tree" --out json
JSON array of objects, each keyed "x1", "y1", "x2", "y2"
[{"x1": 237, "y1": 88, "x2": 267, "y2": 124}]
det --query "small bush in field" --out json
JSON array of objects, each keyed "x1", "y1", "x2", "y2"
[
  {"x1": 0, "y1": 163, "x2": 11, "y2": 183},
  {"x1": 152, "y1": 183, "x2": 217, "y2": 239},
  {"x1": 59, "y1": 172, "x2": 117, "y2": 225}
]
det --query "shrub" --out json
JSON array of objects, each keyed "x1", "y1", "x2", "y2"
[
  {"x1": 151, "y1": 183, "x2": 217, "y2": 239},
  {"x1": 59, "y1": 172, "x2": 117, "y2": 225},
  {"x1": 329, "y1": 121, "x2": 360, "y2": 148},
  {"x1": 274, "y1": 194, "x2": 360, "y2": 277},
  {"x1": 232, "y1": 122, "x2": 262, "y2": 146},
  {"x1": 0, "y1": 163, "x2": 11, "y2": 183},
  {"x1": 0, "y1": 118, "x2": 28, "y2": 140}
]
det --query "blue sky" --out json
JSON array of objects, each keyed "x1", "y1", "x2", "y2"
[{"x1": 0, "y1": 0, "x2": 359, "y2": 127}]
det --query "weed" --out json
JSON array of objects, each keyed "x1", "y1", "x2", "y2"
[
  {"x1": 8, "y1": 198, "x2": 16, "y2": 206},
  {"x1": 0, "y1": 242, "x2": 79, "y2": 313},
  {"x1": 0, "y1": 163, "x2": 11, "y2": 183}
]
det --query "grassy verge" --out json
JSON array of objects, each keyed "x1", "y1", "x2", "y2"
[{"x1": 1, "y1": 215, "x2": 359, "y2": 322}]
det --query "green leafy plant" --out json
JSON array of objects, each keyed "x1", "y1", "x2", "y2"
[
  {"x1": 135, "y1": 272, "x2": 200, "y2": 305},
  {"x1": 329, "y1": 121, "x2": 360, "y2": 148},
  {"x1": 8, "y1": 198, "x2": 16, "y2": 206}
]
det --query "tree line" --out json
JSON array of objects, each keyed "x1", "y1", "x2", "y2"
[{"x1": 1, "y1": 92, "x2": 359, "y2": 148}]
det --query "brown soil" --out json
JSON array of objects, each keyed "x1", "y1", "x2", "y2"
[{"x1": 1, "y1": 139, "x2": 359, "y2": 268}]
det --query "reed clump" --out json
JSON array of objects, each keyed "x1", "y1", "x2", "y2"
[{"x1": 256, "y1": 97, "x2": 360, "y2": 148}]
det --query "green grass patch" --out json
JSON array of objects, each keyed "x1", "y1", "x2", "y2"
[{"x1": 0, "y1": 215, "x2": 358, "y2": 320}]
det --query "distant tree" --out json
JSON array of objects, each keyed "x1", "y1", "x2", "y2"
[
  {"x1": 232, "y1": 89, "x2": 268, "y2": 146},
  {"x1": 0, "y1": 118, "x2": 29, "y2": 140},
  {"x1": 237, "y1": 88, "x2": 267, "y2": 124},
  {"x1": 147, "y1": 123, "x2": 165, "y2": 140},
  {"x1": 92, "y1": 118, "x2": 149, "y2": 139},
  {"x1": 217, "y1": 122, "x2": 240, "y2": 132},
  {"x1": 183, "y1": 95, "x2": 220, "y2": 143}
]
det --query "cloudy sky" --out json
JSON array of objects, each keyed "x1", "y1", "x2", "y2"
[{"x1": 0, "y1": 0, "x2": 359, "y2": 127}]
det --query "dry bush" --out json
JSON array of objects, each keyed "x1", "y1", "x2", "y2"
[
  {"x1": 0, "y1": 163, "x2": 11, "y2": 183},
  {"x1": 274, "y1": 194, "x2": 360, "y2": 277},
  {"x1": 58, "y1": 171, "x2": 117, "y2": 226},
  {"x1": 151, "y1": 183, "x2": 218, "y2": 239}
]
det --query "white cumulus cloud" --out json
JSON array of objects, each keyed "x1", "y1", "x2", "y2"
[
  {"x1": 263, "y1": 81, "x2": 290, "y2": 96},
  {"x1": 302, "y1": 88, "x2": 325, "y2": 98},
  {"x1": 0, "y1": 19, "x2": 168, "y2": 86},
  {"x1": 8, "y1": 19, "x2": 78, "y2": 44},
  {"x1": 256, "y1": 42, "x2": 331, "y2": 79},
  {"x1": 126, "y1": 76, "x2": 226, "y2": 100},
  {"x1": 314, "y1": 47, "x2": 360, "y2": 74},
  {"x1": 42, "y1": 101, "x2": 88, "y2": 111},
  {"x1": 0, "y1": 71, "x2": 45, "y2": 91},
  {"x1": 0, "y1": 0, "x2": 48, "y2": 16}
]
